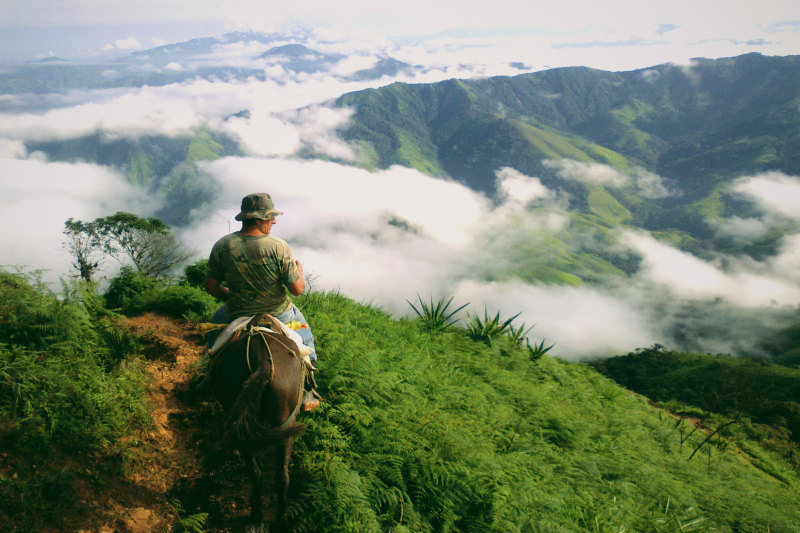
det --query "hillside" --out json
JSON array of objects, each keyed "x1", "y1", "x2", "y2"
[
  {"x1": 335, "y1": 53, "x2": 800, "y2": 256},
  {"x1": 2, "y1": 273, "x2": 800, "y2": 532},
  {"x1": 27, "y1": 128, "x2": 241, "y2": 226}
]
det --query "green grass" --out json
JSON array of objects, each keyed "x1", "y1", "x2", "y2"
[
  {"x1": 0, "y1": 270, "x2": 152, "y2": 531},
  {"x1": 591, "y1": 346, "x2": 800, "y2": 470},
  {"x1": 4, "y1": 276, "x2": 800, "y2": 532},
  {"x1": 286, "y1": 291, "x2": 800, "y2": 532}
]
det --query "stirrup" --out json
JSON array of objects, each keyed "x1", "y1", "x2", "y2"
[{"x1": 302, "y1": 389, "x2": 320, "y2": 411}]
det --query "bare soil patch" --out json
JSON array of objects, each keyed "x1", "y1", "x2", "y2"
[{"x1": 89, "y1": 313, "x2": 276, "y2": 532}]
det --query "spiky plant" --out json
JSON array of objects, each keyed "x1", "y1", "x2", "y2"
[
  {"x1": 526, "y1": 338, "x2": 554, "y2": 361},
  {"x1": 407, "y1": 294, "x2": 469, "y2": 331},
  {"x1": 466, "y1": 307, "x2": 520, "y2": 345},
  {"x1": 507, "y1": 321, "x2": 535, "y2": 349}
]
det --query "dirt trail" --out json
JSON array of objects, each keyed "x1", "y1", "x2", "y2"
[{"x1": 100, "y1": 313, "x2": 272, "y2": 533}]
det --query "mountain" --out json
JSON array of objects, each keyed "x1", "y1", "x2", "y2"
[
  {"x1": 335, "y1": 53, "x2": 800, "y2": 248},
  {"x1": 27, "y1": 128, "x2": 241, "y2": 225},
  {"x1": 0, "y1": 32, "x2": 415, "y2": 95}
]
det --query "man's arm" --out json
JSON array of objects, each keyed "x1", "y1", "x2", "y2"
[
  {"x1": 205, "y1": 277, "x2": 230, "y2": 301},
  {"x1": 287, "y1": 260, "x2": 305, "y2": 296}
]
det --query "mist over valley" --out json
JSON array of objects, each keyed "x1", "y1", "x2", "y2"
[{"x1": 1, "y1": 32, "x2": 799, "y2": 360}]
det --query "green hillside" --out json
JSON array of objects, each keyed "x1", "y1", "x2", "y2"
[
  {"x1": 22, "y1": 53, "x2": 800, "y2": 284},
  {"x1": 26, "y1": 128, "x2": 240, "y2": 225},
  {"x1": 292, "y1": 292, "x2": 800, "y2": 532},
  {"x1": 591, "y1": 346, "x2": 800, "y2": 470},
  {"x1": 336, "y1": 53, "x2": 800, "y2": 260},
  {"x1": 3, "y1": 271, "x2": 800, "y2": 531}
]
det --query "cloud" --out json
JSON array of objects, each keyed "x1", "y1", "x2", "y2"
[
  {"x1": 218, "y1": 105, "x2": 356, "y2": 159},
  {"x1": 544, "y1": 159, "x2": 630, "y2": 187},
  {"x1": 731, "y1": 172, "x2": 800, "y2": 220},
  {"x1": 0, "y1": 87, "x2": 202, "y2": 141},
  {"x1": 113, "y1": 36, "x2": 142, "y2": 50},
  {"x1": 496, "y1": 167, "x2": 557, "y2": 207},
  {"x1": 0, "y1": 155, "x2": 158, "y2": 278},
  {"x1": 0, "y1": 138, "x2": 26, "y2": 159},
  {"x1": 622, "y1": 229, "x2": 800, "y2": 307},
  {"x1": 452, "y1": 279, "x2": 657, "y2": 359},
  {"x1": 635, "y1": 167, "x2": 681, "y2": 198}
]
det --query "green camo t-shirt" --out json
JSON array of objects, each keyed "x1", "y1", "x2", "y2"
[{"x1": 207, "y1": 232, "x2": 300, "y2": 317}]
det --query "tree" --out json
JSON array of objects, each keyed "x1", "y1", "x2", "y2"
[
  {"x1": 95, "y1": 212, "x2": 195, "y2": 278},
  {"x1": 63, "y1": 212, "x2": 195, "y2": 280},
  {"x1": 63, "y1": 218, "x2": 104, "y2": 282}
]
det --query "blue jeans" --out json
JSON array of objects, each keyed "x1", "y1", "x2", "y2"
[{"x1": 207, "y1": 303, "x2": 317, "y2": 362}]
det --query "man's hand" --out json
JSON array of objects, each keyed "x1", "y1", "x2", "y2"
[
  {"x1": 205, "y1": 277, "x2": 230, "y2": 301},
  {"x1": 288, "y1": 260, "x2": 306, "y2": 296}
]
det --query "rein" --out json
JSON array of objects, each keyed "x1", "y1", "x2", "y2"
[{"x1": 244, "y1": 325, "x2": 307, "y2": 429}]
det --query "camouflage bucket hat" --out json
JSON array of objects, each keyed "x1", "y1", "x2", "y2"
[{"x1": 234, "y1": 192, "x2": 284, "y2": 221}]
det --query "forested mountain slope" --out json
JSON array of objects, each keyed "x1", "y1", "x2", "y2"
[{"x1": 336, "y1": 53, "x2": 800, "y2": 240}]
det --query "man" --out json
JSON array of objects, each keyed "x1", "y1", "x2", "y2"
[{"x1": 205, "y1": 192, "x2": 319, "y2": 410}]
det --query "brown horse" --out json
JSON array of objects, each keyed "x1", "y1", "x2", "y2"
[{"x1": 208, "y1": 313, "x2": 307, "y2": 529}]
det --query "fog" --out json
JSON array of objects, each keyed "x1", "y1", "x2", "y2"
[{"x1": 1, "y1": 33, "x2": 799, "y2": 360}]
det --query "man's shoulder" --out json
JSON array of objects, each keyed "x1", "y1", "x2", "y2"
[{"x1": 267, "y1": 235, "x2": 291, "y2": 248}]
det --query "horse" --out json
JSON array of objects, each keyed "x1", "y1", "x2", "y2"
[{"x1": 208, "y1": 312, "x2": 308, "y2": 529}]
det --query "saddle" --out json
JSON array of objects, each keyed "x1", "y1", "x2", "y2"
[
  {"x1": 206, "y1": 313, "x2": 320, "y2": 409},
  {"x1": 208, "y1": 314, "x2": 315, "y2": 370}
]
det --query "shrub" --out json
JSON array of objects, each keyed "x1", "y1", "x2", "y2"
[
  {"x1": 181, "y1": 259, "x2": 208, "y2": 288},
  {"x1": 127, "y1": 284, "x2": 218, "y2": 321},
  {"x1": 407, "y1": 295, "x2": 468, "y2": 332},
  {"x1": 104, "y1": 266, "x2": 159, "y2": 310},
  {"x1": 466, "y1": 307, "x2": 519, "y2": 345},
  {"x1": 104, "y1": 268, "x2": 217, "y2": 320}
]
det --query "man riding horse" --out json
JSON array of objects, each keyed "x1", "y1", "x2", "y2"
[{"x1": 205, "y1": 192, "x2": 320, "y2": 411}]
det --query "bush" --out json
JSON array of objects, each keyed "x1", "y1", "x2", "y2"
[
  {"x1": 127, "y1": 284, "x2": 218, "y2": 321},
  {"x1": 0, "y1": 269, "x2": 152, "y2": 531},
  {"x1": 104, "y1": 266, "x2": 159, "y2": 310},
  {"x1": 105, "y1": 267, "x2": 218, "y2": 320},
  {"x1": 182, "y1": 259, "x2": 208, "y2": 289}
]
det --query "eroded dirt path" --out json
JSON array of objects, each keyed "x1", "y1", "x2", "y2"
[{"x1": 105, "y1": 313, "x2": 275, "y2": 533}]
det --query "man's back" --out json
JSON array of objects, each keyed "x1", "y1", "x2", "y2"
[{"x1": 207, "y1": 232, "x2": 300, "y2": 317}]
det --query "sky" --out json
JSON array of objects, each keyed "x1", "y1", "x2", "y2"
[
  {"x1": 2, "y1": 0, "x2": 800, "y2": 69},
  {"x1": 1, "y1": 1, "x2": 800, "y2": 360}
]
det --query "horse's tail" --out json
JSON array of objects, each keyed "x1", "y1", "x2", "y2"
[{"x1": 225, "y1": 339, "x2": 305, "y2": 444}]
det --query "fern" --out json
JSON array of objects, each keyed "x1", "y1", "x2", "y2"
[{"x1": 168, "y1": 499, "x2": 209, "y2": 533}]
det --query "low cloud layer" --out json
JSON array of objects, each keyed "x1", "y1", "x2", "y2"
[
  {"x1": 0, "y1": 149, "x2": 158, "y2": 277},
  {"x1": 171, "y1": 159, "x2": 800, "y2": 360},
  {"x1": 1, "y1": 31, "x2": 798, "y2": 361}
]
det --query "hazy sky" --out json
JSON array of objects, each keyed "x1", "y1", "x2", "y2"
[
  {"x1": 2, "y1": 1, "x2": 800, "y2": 359},
  {"x1": 2, "y1": 0, "x2": 800, "y2": 69}
]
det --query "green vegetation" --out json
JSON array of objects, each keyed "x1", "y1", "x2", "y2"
[
  {"x1": 334, "y1": 53, "x2": 800, "y2": 264},
  {"x1": 104, "y1": 266, "x2": 218, "y2": 321},
  {"x1": 407, "y1": 295, "x2": 469, "y2": 332},
  {"x1": 2, "y1": 272, "x2": 799, "y2": 531},
  {"x1": 64, "y1": 212, "x2": 195, "y2": 281},
  {"x1": 0, "y1": 270, "x2": 151, "y2": 530},
  {"x1": 285, "y1": 292, "x2": 800, "y2": 532},
  {"x1": 591, "y1": 346, "x2": 800, "y2": 469},
  {"x1": 28, "y1": 129, "x2": 240, "y2": 226},
  {"x1": 465, "y1": 307, "x2": 520, "y2": 345}
]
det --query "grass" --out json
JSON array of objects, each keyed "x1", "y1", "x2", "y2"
[
  {"x1": 0, "y1": 270, "x2": 152, "y2": 531},
  {"x1": 3, "y1": 277, "x2": 800, "y2": 532},
  {"x1": 287, "y1": 291, "x2": 800, "y2": 533}
]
